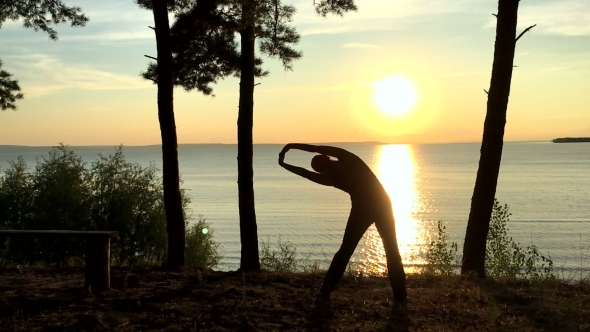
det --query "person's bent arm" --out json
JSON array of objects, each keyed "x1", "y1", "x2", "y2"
[
  {"x1": 279, "y1": 163, "x2": 332, "y2": 187},
  {"x1": 284, "y1": 143, "x2": 354, "y2": 161}
]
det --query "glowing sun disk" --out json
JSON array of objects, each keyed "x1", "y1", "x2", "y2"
[{"x1": 373, "y1": 76, "x2": 418, "y2": 116}]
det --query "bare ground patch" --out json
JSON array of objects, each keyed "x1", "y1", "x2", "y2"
[{"x1": 1, "y1": 267, "x2": 588, "y2": 331}]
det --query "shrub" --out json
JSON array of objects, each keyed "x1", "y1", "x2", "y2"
[
  {"x1": 88, "y1": 147, "x2": 168, "y2": 266},
  {"x1": 0, "y1": 156, "x2": 33, "y2": 229},
  {"x1": 0, "y1": 145, "x2": 223, "y2": 269},
  {"x1": 424, "y1": 220, "x2": 460, "y2": 276},
  {"x1": 423, "y1": 199, "x2": 554, "y2": 281},
  {"x1": 0, "y1": 156, "x2": 34, "y2": 261},
  {"x1": 185, "y1": 215, "x2": 222, "y2": 269},
  {"x1": 260, "y1": 235, "x2": 298, "y2": 272},
  {"x1": 0, "y1": 145, "x2": 92, "y2": 264},
  {"x1": 485, "y1": 200, "x2": 554, "y2": 281},
  {"x1": 259, "y1": 235, "x2": 325, "y2": 273}
]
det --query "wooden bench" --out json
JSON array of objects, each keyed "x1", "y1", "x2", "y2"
[{"x1": 0, "y1": 230, "x2": 119, "y2": 294}]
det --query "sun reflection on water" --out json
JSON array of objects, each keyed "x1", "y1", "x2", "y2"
[{"x1": 354, "y1": 144, "x2": 432, "y2": 275}]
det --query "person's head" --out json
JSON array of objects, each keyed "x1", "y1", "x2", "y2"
[{"x1": 311, "y1": 154, "x2": 332, "y2": 173}]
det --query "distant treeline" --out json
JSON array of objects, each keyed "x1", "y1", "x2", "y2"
[{"x1": 552, "y1": 137, "x2": 590, "y2": 143}]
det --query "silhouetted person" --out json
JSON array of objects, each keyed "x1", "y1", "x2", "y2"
[{"x1": 278, "y1": 143, "x2": 407, "y2": 303}]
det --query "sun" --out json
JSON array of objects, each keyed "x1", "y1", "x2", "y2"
[{"x1": 372, "y1": 76, "x2": 418, "y2": 116}]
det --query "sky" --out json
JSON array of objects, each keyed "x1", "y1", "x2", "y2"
[{"x1": 0, "y1": 0, "x2": 589, "y2": 146}]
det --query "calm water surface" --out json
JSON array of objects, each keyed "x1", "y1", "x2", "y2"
[{"x1": 1, "y1": 142, "x2": 589, "y2": 275}]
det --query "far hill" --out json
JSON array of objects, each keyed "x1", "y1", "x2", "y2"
[{"x1": 551, "y1": 137, "x2": 590, "y2": 143}]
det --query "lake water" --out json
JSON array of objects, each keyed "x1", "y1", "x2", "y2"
[{"x1": 1, "y1": 142, "x2": 589, "y2": 276}]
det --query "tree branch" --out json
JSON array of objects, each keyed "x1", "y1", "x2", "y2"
[
  {"x1": 515, "y1": 24, "x2": 536, "y2": 43},
  {"x1": 144, "y1": 55, "x2": 158, "y2": 61},
  {"x1": 148, "y1": 26, "x2": 155, "y2": 30},
  {"x1": 492, "y1": 13, "x2": 497, "y2": 18},
  {"x1": 484, "y1": 89, "x2": 489, "y2": 95}
]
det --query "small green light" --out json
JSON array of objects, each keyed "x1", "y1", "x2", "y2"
[{"x1": 202, "y1": 228, "x2": 209, "y2": 235}]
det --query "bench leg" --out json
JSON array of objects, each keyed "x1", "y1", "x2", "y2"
[{"x1": 85, "y1": 237, "x2": 111, "y2": 294}]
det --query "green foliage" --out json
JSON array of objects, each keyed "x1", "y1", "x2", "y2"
[
  {"x1": 185, "y1": 215, "x2": 222, "y2": 269},
  {"x1": 313, "y1": 0, "x2": 358, "y2": 17},
  {"x1": 88, "y1": 147, "x2": 168, "y2": 266},
  {"x1": 260, "y1": 235, "x2": 298, "y2": 272},
  {"x1": 0, "y1": 60, "x2": 24, "y2": 111},
  {"x1": 139, "y1": 0, "x2": 267, "y2": 95},
  {"x1": 0, "y1": 0, "x2": 88, "y2": 40},
  {"x1": 135, "y1": 0, "x2": 200, "y2": 13},
  {"x1": 0, "y1": 156, "x2": 33, "y2": 259},
  {"x1": 423, "y1": 199, "x2": 555, "y2": 281},
  {"x1": 1, "y1": 145, "x2": 93, "y2": 264},
  {"x1": 140, "y1": 0, "x2": 357, "y2": 94},
  {"x1": 0, "y1": 156, "x2": 32, "y2": 228},
  {"x1": 140, "y1": 0, "x2": 242, "y2": 95},
  {"x1": 0, "y1": 145, "x2": 222, "y2": 269},
  {"x1": 259, "y1": 235, "x2": 324, "y2": 273},
  {"x1": 424, "y1": 221, "x2": 460, "y2": 276},
  {"x1": 485, "y1": 200, "x2": 554, "y2": 281},
  {"x1": 255, "y1": 0, "x2": 302, "y2": 71}
]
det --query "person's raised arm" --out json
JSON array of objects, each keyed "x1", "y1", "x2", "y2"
[
  {"x1": 278, "y1": 147, "x2": 332, "y2": 186},
  {"x1": 279, "y1": 162, "x2": 332, "y2": 187},
  {"x1": 284, "y1": 143, "x2": 354, "y2": 161}
]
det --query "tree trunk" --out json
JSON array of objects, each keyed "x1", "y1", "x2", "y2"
[
  {"x1": 237, "y1": 1, "x2": 260, "y2": 271},
  {"x1": 461, "y1": 0, "x2": 520, "y2": 278},
  {"x1": 152, "y1": 0, "x2": 186, "y2": 269}
]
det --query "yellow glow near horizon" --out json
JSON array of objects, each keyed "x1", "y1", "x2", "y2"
[
  {"x1": 373, "y1": 76, "x2": 418, "y2": 117},
  {"x1": 349, "y1": 70, "x2": 441, "y2": 141},
  {"x1": 354, "y1": 144, "x2": 430, "y2": 275}
]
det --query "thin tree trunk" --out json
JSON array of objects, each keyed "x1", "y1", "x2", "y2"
[
  {"x1": 152, "y1": 0, "x2": 186, "y2": 269},
  {"x1": 461, "y1": 0, "x2": 520, "y2": 278},
  {"x1": 237, "y1": 0, "x2": 260, "y2": 271}
]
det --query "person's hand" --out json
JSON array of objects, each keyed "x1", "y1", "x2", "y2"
[
  {"x1": 278, "y1": 144, "x2": 291, "y2": 166},
  {"x1": 279, "y1": 146, "x2": 288, "y2": 166},
  {"x1": 278, "y1": 150, "x2": 286, "y2": 166},
  {"x1": 281, "y1": 143, "x2": 294, "y2": 154}
]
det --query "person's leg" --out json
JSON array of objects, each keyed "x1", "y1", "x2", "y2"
[
  {"x1": 319, "y1": 207, "x2": 372, "y2": 298},
  {"x1": 375, "y1": 216, "x2": 407, "y2": 303}
]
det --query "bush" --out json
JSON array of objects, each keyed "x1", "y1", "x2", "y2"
[
  {"x1": 0, "y1": 145, "x2": 222, "y2": 269},
  {"x1": 0, "y1": 156, "x2": 34, "y2": 261},
  {"x1": 485, "y1": 200, "x2": 554, "y2": 281},
  {"x1": 260, "y1": 235, "x2": 299, "y2": 272},
  {"x1": 185, "y1": 215, "x2": 222, "y2": 269},
  {"x1": 259, "y1": 235, "x2": 325, "y2": 273},
  {"x1": 423, "y1": 199, "x2": 554, "y2": 281},
  {"x1": 424, "y1": 221, "x2": 460, "y2": 276},
  {"x1": 0, "y1": 146, "x2": 92, "y2": 264},
  {"x1": 88, "y1": 147, "x2": 168, "y2": 266}
]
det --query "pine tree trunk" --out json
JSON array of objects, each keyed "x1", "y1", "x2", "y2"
[
  {"x1": 461, "y1": 0, "x2": 520, "y2": 278},
  {"x1": 152, "y1": 0, "x2": 186, "y2": 269},
  {"x1": 237, "y1": 1, "x2": 260, "y2": 271}
]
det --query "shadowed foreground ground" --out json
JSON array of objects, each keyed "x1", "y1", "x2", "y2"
[{"x1": 0, "y1": 267, "x2": 588, "y2": 331}]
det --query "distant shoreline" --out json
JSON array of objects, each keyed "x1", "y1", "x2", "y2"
[
  {"x1": 0, "y1": 141, "x2": 551, "y2": 148},
  {"x1": 551, "y1": 137, "x2": 590, "y2": 143}
]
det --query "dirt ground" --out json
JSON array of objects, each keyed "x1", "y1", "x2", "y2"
[{"x1": 0, "y1": 267, "x2": 588, "y2": 331}]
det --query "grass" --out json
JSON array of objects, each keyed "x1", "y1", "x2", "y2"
[{"x1": 0, "y1": 266, "x2": 589, "y2": 331}]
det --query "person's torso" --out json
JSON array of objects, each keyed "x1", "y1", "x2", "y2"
[{"x1": 330, "y1": 157, "x2": 392, "y2": 210}]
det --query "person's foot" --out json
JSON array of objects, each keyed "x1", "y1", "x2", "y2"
[
  {"x1": 312, "y1": 291, "x2": 333, "y2": 319},
  {"x1": 315, "y1": 291, "x2": 330, "y2": 305},
  {"x1": 393, "y1": 294, "x2": 408, "y2": 304}
]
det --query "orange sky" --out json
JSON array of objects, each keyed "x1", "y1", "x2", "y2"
[{"x1": 1, "y1": 0, "x2": 589, "y2": 146}]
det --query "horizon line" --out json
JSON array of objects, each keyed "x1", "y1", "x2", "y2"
[{"x1": 0, "y1": 140, "x2": 551, "y2": 148}]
